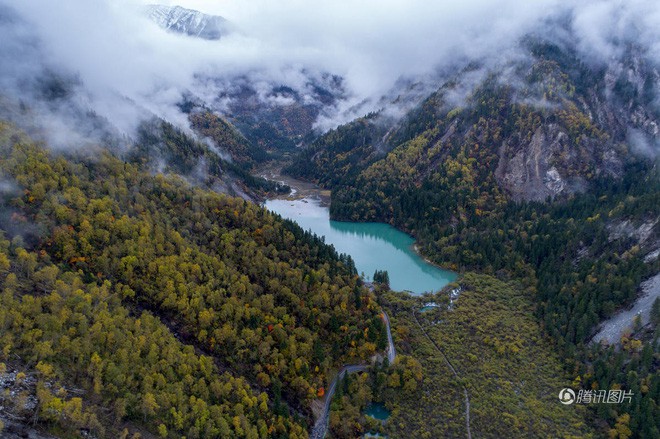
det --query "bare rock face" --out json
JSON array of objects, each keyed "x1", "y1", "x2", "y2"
[
  {"x1": 496, "y1": 124, "x2": 591, "y2": 201},
  {"x1": 609, "y1": 219, "x2": 655, "y2": 243},
  {"x1": 544, "y1": 166, "x2": 565, "y2": 195},
  {"x1": 493, "y1": 49, "x2": 658, "y2": 202},
  {"x1": 607, "y1": 216, "x2": 660, "y2": 264},
  {"x1": 0, "y1": 367, "x2": 57, "y2": 439}
]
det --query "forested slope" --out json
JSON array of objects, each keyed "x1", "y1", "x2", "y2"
[
  {"x1": 286, "y1": 44, "x2": 660, "y2": 437},
  {"x1": 132, "y1": 118, "x2": 287, "y2": 198},
  {"x1": 0, "y1": 121, "x2": 385, "y2": 438}
]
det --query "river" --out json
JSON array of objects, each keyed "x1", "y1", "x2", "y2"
[{"x1": 264, "y1": 191, "x2": 456, "y2": 294}]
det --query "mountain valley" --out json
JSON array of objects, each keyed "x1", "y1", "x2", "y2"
[{"x1": 0, "y1": 1, "x2": 658, "y2": 438}]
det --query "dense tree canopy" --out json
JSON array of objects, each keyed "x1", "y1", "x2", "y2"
[
  {"x1": 286, "y1": 54, "x2": 660, "y2": 437},
  {"x1": 0, "y1": 121, "x2": 384, "y2": 438}
]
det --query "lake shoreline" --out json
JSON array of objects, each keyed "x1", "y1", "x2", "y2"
[
  {"x1": 260, "y1": 165, "x2": 457, "y2": 294},
  {"x1": 257, "y1": 162, "x2": 331, "y2": 206},
  {"x1": 411, "y1": 243, "x2": 458, "y2": 281},
  {"x1": 264, "y1": 205, "x2": 456, "y2": 294}
]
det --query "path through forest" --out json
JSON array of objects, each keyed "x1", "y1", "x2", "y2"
[
  {"x1": 412, "y1": 310, "x2": 472, "y2": 439},
  {"x1": 310, "y1": 311, "x2": 396, "y2": 439}
]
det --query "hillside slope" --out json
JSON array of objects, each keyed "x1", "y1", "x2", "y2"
[
  {"x1": 286, "y1": 40, "x2": 660, "y2": 437},
  {"x1": 0, "y1": 122, "x2": 385, "y2": 438}
]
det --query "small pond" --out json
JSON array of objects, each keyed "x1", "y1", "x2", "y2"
[{"x1": 364, "y1": 402, "x2": 391, "y2": 421}]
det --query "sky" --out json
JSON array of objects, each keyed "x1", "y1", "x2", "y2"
[{"x1": 0, "y1": 0, "x2": 659, "y2": 139}]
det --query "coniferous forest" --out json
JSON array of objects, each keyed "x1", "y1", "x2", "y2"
[
  {"x1": 286, "y1": 52, "x2": 660, "y2": 438},
  {"x1": 1, "y1": 2, "x2": 660, "y2": 439},
  {"x1": 0, "y1": 122, "x2": 384, "y2": 437}
]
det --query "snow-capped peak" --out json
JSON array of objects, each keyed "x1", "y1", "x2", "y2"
[{"x1": 146, "y1": 4, "x2": 230, "y2": 40}]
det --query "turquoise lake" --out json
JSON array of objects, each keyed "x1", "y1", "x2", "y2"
[{"x1": 264, "y1": 198, "x2": 456, "y2": 295}]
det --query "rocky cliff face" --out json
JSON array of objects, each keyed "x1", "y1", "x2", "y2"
[
  {"x1": 496, "y1": 52, "x2": 658, "y2": 202},
  {"x1": 497, "y1": 125, "x2": 571, "y2": 201},
  {"x1": 291, "y1": 41, "x2": 659, "y2": 204},
  {"x1": 601, "y1": 54, "x2": 660, "y2": 140},
  {"x1": 495, "y1": 123, "x2": 624, "y2": 201}
]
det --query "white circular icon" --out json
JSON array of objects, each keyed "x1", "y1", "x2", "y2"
[{"x1": 559, "y1": 388, "x2": 575, "y2": 405}]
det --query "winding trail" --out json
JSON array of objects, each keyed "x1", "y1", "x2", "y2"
[
  {"x1": 412, "y1": 309, "x2": 471, "y2": 439},
  {"x1": 382, "y1": 311, "x2": 396, "y2": 364},
  {"x1": 309, "y1": 364, "x2": 368, "y2": 439},
  {"x1": 262, "y1": 170, "x2": 402, "y2": 438},
  {"x1": 310, "y1": 311, "x2": 396, "y2": 439}
]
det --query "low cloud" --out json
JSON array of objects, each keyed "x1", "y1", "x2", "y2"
[
  {"x1": 0, "y1": 0, "x2": 659, "y2": 143},
  {"x1": 628, "y1": 128, "x2": 660, "y2": 159}
]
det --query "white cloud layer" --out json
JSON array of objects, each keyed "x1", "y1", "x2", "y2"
[{"x1": 0, "y1": 0, "x2": 659, "y2": 137}]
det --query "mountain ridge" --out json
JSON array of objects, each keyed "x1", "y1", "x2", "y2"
[{"x1": 145, "y1": 4, "x2": 230, "y2": 40}]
